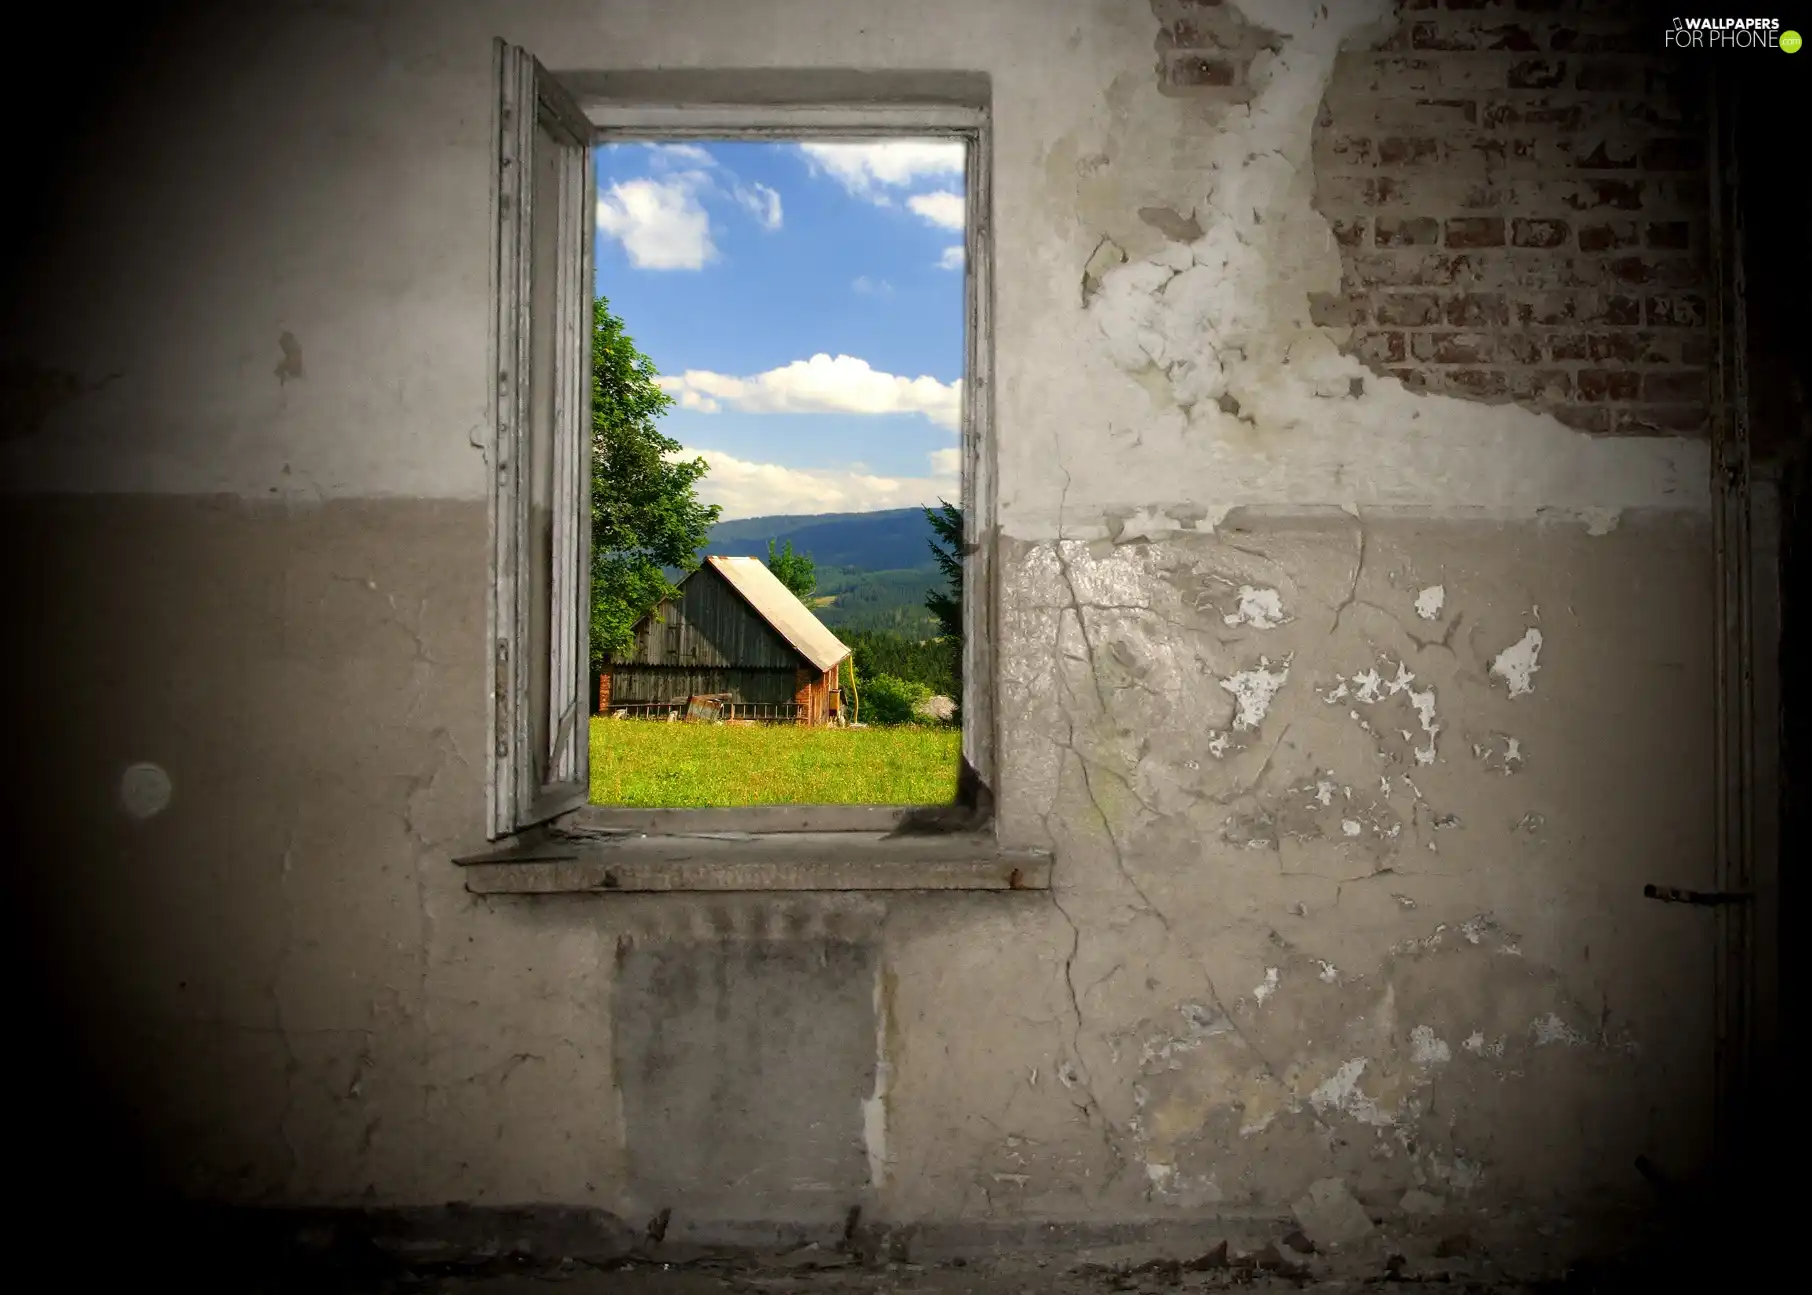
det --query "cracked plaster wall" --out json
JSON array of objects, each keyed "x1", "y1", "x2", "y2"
[{"x1": 4, "y1": 0, "x2": 1714, "y2": 1244}]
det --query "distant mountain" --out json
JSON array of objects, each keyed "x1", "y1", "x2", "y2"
[
  {"x1": 698, "y1": 508, "x2": 947, "y2": 637},
  {"x1": 703, "y1": 507, "x2": 938, "y2": 572}
]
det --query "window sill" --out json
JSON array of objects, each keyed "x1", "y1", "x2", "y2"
[{"x1": 454, "y1": 831, "x2": 1052, "y2": 893}]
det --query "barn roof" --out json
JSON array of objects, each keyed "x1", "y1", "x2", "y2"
[{"x1": 700, "y1": 555, "x2": 851, "y2": 673}]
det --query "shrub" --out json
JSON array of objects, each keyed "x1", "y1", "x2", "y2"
[{"x1": 860, "y1": 673, "x2": 932, "y2": 726}]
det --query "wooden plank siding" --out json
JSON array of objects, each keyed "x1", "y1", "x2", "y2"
[{"x1": 632, "y1": 568, "x2": 798, "y2": 670}]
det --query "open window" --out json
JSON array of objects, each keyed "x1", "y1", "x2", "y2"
[
  {"x1": 484, "y1": 49, "x2": 1009, "y2": 868},
  {"x1": 487, "y1": 45, "x2": 596, "y2": 837}
]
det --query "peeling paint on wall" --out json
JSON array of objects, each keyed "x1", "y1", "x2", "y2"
[
  {"x1": 1028, "y1": 0, "x2": 1710, "y2": 542},
  {"x1": 1222, "y1": 585, "x2": 1289, "y2": 629},
  {"x1": 1491, "y1": 629, "x2": 1545, "y2": 699},
  {"x1": 1221, "y1": 656, "x2": 1291, "y2": 730}
]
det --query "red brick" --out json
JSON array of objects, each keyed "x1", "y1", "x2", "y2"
[
  {"x1": 1642, "y1": 137, "x2": 1705, "y2": 172},
  {"x1": 1565, "y1": 180, "x2": 1645, "y2": 210},
  {"x1": 1496, "y1": 254, "x2": 1602, "y2": 290},
  {"x1": 1574, "y1": 331, "x2": 1706, "y2": 366},
  {"x1": 1575, "y1": 61, "x2": 1638, "y2": 91},
  {"x1": 1482, "y1": 97, "x2": 1584, "y2": 130},
  {"x1": 1358, "y1": 175, "x2": 1506, "y2": 210},
  {"x1": 1411, "y1": 330, "x2": 1491, "y2": 363},
  {"x1": 1508, "y1": 59, "x2": 1568, "y2": 88},
  {"x1": 1502, "y1": 332, "x2": 1546, "y2": 364},
  {"x1": 1618, "y1": 404, "x2": 1708, "y2": 434},
  {"x1": 1351, "y1": 330, "x2": 1408, "y2": 364},
  {"x1": 1605, "y1": 255, "x2": 1699, "y2": 287},
  {"x1": 1460, "y1": 136, "x2": 1513, "y2": 167},
  {"x1": 1572, "y1": 139, "x2": 1640, "y2": 169},
  {"x1": 1330, "y1": 217, "x2": 1368, "y2": 247},
  {"x1": 1577, "y1": 220, "x2": 1639, "y2": 251},
  {"x1": 1512, "y1": 217, "x2": 1570, "y2": 247},
  {"x1": 1361, "y1": 58, "x2": 1443, "y2": 94},
  {"x1": 1377, "y1": 293, "x2": 1445, "y2": 326},
  {"x1": 1378, "y1": 136, "x2": 1442, "y2": 166},
  {"x1": 1587, "y1": 331, "x2": 1665, "y2": 364},
  {"x1": 1646, "y1": 294, "x2": 1707, "y2": 327},
  {"x1": 1504, "y1": 369, "x2": 1574, "y2": 401},
  {"x1": 1376, "y1": 216, "x2": 1442, "y2": 247},
  {"x1": 1510, "y1": 0, "x2": 1566, "y2": 11},
  {"x1": 1552, "y1": 404, "x2": 1614, "y2": 432},
  {"x1": 1413, "y1": 22, "x2": 1480, "y2": 50},
  {"x1": 1308, "y1": 292, "x2": 1369, "y2": 328},
  {"x1": 1578, "y1": 294, "x2": 1642, "y2": 324},
  {"x1": 1445, "y1": 217, "x2": 1506, "y2": 248},
  {"x1": 1316, "y1": 175, "x2": 1389, "y2": 208},
  {"x1": 1348, "y1": 252, "x2": 1483, "y2": 287},
  {"x1": 1516, "y1": 293, "x2": 1582, "y2": 326},
  {"x1": 1546, "y1": 332, "x2": 1593, "y2": 361},
  {"x1": 1645, "y1": 221, "x2": 1691, "y2": 249},
  {"x1": 1390, "y1": 367, "x2": 1432, "y2": 392},
  {"x1": 1578, "y1": 369, "x2": 1640, "y2": 401},
  {"x1": 1444, "y1": 368, "x2": 1510, "y2": 398},
  {"x1": 1320, "y1": 134, "x2": 1375, "y2": 167},
  {"x1": 1641, "y1": 370, "x2": 1709, "y2": 403},
  {"x1": 1416, "y1": 97, "x2": 1480, "y2": 126},
  {"x1": 1483, "y1": 24, "x2": 1541, "y2": 51},
  {"x1": 1445, "y1": 292, "x2": 1510, "y2": 326}
]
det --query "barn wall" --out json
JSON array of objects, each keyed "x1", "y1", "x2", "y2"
[
  {"x1": 606, "y1": 665, "x2": 800, "y2": 707},
  {"x1": 4, "y1": 0, "x2": 1723, "y2": 1265},
  {"x1": 622, "y1": 569, "x2": 799, "y2": 670}
]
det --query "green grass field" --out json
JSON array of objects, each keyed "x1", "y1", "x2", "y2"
[{"x1": 588, "y1": 717, "x2": 962, "y2": 807}]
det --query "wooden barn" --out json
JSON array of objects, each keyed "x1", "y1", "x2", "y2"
[{"x1": 598, "y1": 556, "x2": 851, "y2": 724}]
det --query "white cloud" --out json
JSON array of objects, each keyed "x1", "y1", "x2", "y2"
[
  {"x1": 644, "y1": 143, "x2": 714, "y2": 168},
  {"x1": 908, "y1": 191, "x2": 965, "y2": 231},
  {"x1": 929, "y1": 447, "x2": 962, "y2": 475},
  {"x1": 852, "y1": 275, "x2": 894, "y2": 296},
  {"x1": 798, "y1": 140, "x2": 965, "y2": 202},
  {"x1": 597, "y1": 175, "x2": 715, "y2": 270},
  {"x1": 657, "y1": 354, "x2": 962, "y2": 430},
  {"x1": 937, "y1": 245, "x2": 965, "y2": 271},
  {"x1": 734, "y1": 182, "x2": 783, "y2": 230},
  {"x1": 677, "y1": 446, "x2": 960, "y2": 520}
]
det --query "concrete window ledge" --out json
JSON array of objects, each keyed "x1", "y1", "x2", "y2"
[{"x1": 454, "y1": 831, "x2": 1052, "y2": 893}]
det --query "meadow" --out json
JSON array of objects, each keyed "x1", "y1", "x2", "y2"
[{"x1": 588, "y1": 717, "x2": 961, "y2": 807}]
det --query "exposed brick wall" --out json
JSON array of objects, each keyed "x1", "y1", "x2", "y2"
[
  {"x1": 1155, "y1": 0, "x2": 1714, "y2": 437},
  {"x1": 1154, "y1": 0, "x2": 1276, "y2": 98}
]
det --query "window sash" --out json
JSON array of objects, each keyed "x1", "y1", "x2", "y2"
[{"x1": 489, "y1": 41, "x2": 595, "y2": 838}]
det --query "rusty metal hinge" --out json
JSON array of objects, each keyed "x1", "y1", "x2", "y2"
[{"x1": 1644, "y1": 884, "x2": 1752, "y2": 906}]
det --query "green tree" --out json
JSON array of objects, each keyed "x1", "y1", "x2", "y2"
[
  {"x1": 924, "y1": 500, "x2": 964, "y2": 697},
  {"x1": 766, "y1": 539, "x2": 817, "y2": 601},
  {"x1": 860, "y1": 673, "x2": 933, "y2": 726},
  {"x1": 589, "y1": 297, "x2": 719, "y2": 671}
]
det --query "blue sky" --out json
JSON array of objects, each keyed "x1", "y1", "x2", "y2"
[{"x1": 594, "y1": 139, "x2": 966, "y2": 520}]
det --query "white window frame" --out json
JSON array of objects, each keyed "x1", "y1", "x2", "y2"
[{"x1": 486, "y1": 49, "x2": 996, "y2": 841}]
